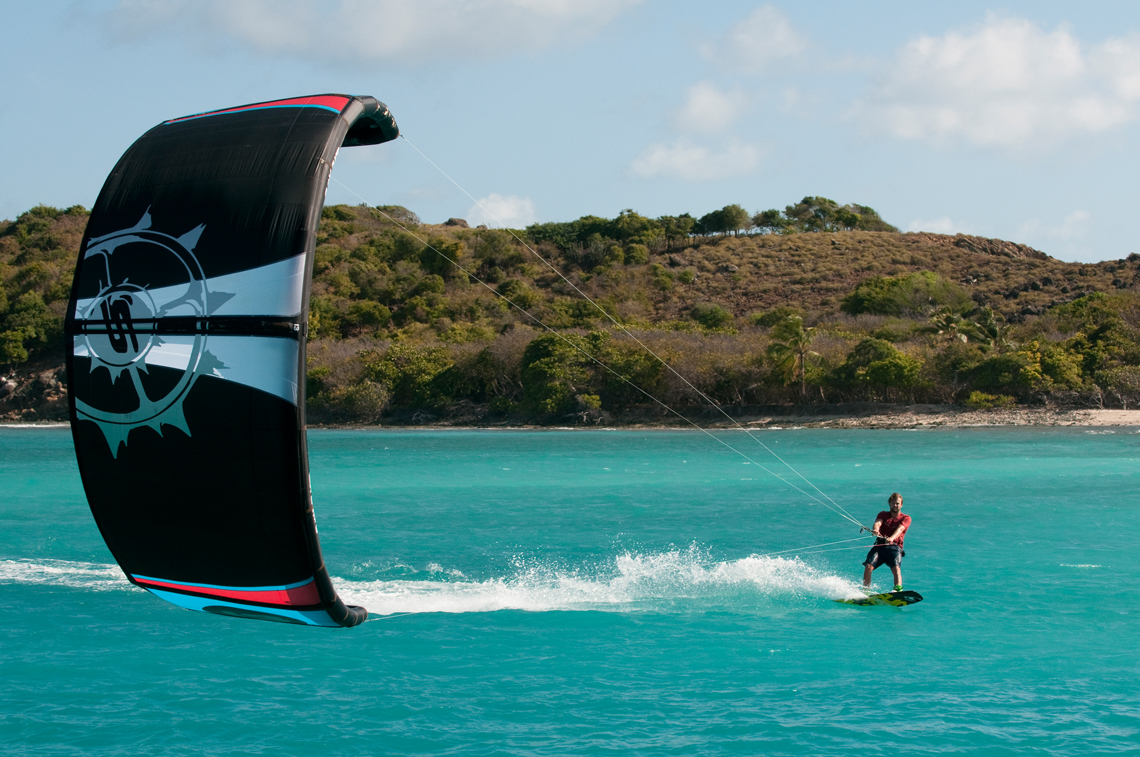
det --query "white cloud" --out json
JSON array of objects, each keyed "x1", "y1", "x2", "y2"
[
  {"x1": 466, "y1": 194, "x2": 536, "y2": 228},
  {"x1": 702, "y1": 5, "x2": 806, "y2": 73},
  {"x1": 630, "y1": 139, "x2": 762, "y2": 181},
  {"x1": 1018, "y1": 210, "x2": 1094, "y2": 260},
  {"x1": 854, "y1": 16, "x2": 1140, "y2": 149},
  {"x1": 1019, "y1": 209, "x2": 1092, "y2": 241},
  {"x1": 906, "y1": 217, "x2": 972, "y2": 235},
  {"x1": 100, "y1": 0, "x2": 643, "y2": 65},
  {"x1": 673, "y1": 82, "x2": 748, "y2": 134}
]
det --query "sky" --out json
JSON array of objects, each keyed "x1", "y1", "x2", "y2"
[{"x1": 3, "y1": 1, "x2": 1140, "y2": 262}]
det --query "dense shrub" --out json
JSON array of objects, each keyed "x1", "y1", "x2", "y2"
[
  {"x1": 965, "y1": 391, "x2": 1016, "y2": 409},
  {"x1": 690, "y1": 302, "x2": 733, "y2": 329},
  {"x1": 841, "y1": 271, "x2": 972, "y2": 317},
  {"x1": 520, "y1": 332, "x2": 597, "y2": 416},
  {"x1": 830, "y1": 338, "x2": 924, "y2": 399}
]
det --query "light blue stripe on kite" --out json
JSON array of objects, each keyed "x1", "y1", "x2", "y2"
[
  {"x1": 146, "y1": 588, "x2": 339, "y2": 627},
  {"x1": 252, "y1": 104, "x2": 340, "y2": 112},
  {"x1": 133, "y1": 574, "x2": 314, "y2": 592},
  {"x1": 167, "y1": 104, "x2": 341, "y2": 123}
]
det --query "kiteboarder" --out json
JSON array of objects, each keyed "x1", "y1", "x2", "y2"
[{"x1": 861, "y1": 492, "x2": 910, "y2": 592}]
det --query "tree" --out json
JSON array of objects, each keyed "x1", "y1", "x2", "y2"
[
  {"x1": 721, "y1": 204, "x2": 752, "y2": 236},
  {"x1": 363, "y1": 343, "x2": 453, "y2": 408},
  {"x1": 0, "y1": 329, "x2": 30, "y2": 367},
  {"x1": 696, "y1": 208, "x2": 725, "y2": 236},
  {"x1": 470, "y1": 229, "x2": 525, "y2": 276},
  {"x1": 1099, "y1": 365, "x2": 1140, "y2": 408},
  {"x1": 1051, "y1": 293, "x2": 1140, "y2": 377},
  {"x1": 965, "y1": 307, "x2": 1016, "y2": 354},
  {"x1": 497, "y1": 279, "x2": 539, "y2": 309},
  {"x1": 830, "y1": 338, "x2": 923, "y2": 400},
  {"x1": 753, "y1": 209, "x2": 787, "y2": 234},
  {"x1": 419, "y1": 236, "x2": 465, "y2": 279},
  {"x1": 924, "y1": 306, "x2": 969, "y2": 344},
  {"x1": 658, "y1": 214, "x2": 695, "y2": 248},
  {"x1": 344, "y1": 301, "x2": 391, "y2": 333},
  {"x1": 835, "y1": 207, "x2": 861, "y2": 230},
  {"x1": 520, "y1": 332, "x2": 602, "y2": 417},
  {"x1": 3, "y1": 292, "x2": 62, "y2": 354},
  {"x1": 967, "y1": 351, "x2": 1041, "y2": 397},
  {"x1": 753, "y1": 197, "x2": 899, "y2": 234},
  {"x1": 611, "y1": 209, "x2": 653, "y2": 242},
  {"x1": 766, "y1": 316, "x2": 824, "y2": 398},
  {"x1": 843, "y1": 204, "x2": 898, "y2": 232},
  {"x1": 784, "y1": 196, "x2": 840, "y2": 232}
]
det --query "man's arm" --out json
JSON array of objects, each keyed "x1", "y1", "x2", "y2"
[{"x1": 870, "y1": 518, "x2": 884, "y2": 536}]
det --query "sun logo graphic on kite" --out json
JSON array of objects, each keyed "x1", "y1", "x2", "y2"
[{"x1": 74, "y1": 210, "x2": 232, "y2": 457}]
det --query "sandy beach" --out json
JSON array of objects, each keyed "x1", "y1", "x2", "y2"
[{"x1": 734, "y1": 406, "x2": 1140, "y2": 430}]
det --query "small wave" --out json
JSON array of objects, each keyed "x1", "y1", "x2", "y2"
[
  {"x1": 0, "y1": 558, "x2": 129, "y2": 590},
  {"x1": 0, "y1": 423, "x2": 69, "y2": 429},
  {"x1": 337, "y1": 546, "x2": 863, "y2": 616},
  {"x1": 1060, "y1": 563, "x2": 1103, "y2": 568}
]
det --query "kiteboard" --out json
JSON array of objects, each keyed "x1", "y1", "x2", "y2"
[{"x1": 836, "y1": 590, "x2": 923, "y2": 607}]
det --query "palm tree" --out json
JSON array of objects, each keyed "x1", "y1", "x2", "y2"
[
  {"x1": 924, "y1": 306, "x2": 969, "y2": 344},
  {"x1": 966, "y1": 307, "x2": 1016, "y2": 354},
  {"x1": 766, "y1": 316, "x2": 825, "y2": 398}
]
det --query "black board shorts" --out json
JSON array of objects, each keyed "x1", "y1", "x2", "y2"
[{"x1": 864, "y1": 544, "x2": 903, "y2": 568}]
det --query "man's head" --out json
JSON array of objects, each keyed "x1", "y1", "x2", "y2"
[{"x1": 888, "y1": 492, "x2": 903, "y2": 513}]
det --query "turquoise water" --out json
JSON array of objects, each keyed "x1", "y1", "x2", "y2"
[{"x1": 2, "y1": 426, "x2": 1139, "y2": 755}]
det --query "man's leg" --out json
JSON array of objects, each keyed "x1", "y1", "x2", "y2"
[
  {"x1": 890, "y1": 564, "x2": 902, "y2": 589},
  {"x1": 863, "y1": 564, "x2": 873, "y2": 588}
]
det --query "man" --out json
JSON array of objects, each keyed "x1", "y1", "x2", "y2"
[{"x1": 861, "y1": 492, "x2": 910, "y2": 592}]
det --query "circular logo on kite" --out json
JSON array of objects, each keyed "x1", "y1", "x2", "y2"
[
  {"x1": 74, "y1": 210, "x2": 214, "y2": 456},
  {"x1": 80, "y1": 284, "x2": 159, "y2": 370}
]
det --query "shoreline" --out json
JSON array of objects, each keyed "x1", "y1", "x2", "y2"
[
  {"x1": 730, "y1": 405, "x2": 1140, "y2": 430},
  {"x1": 9, "y1": 406, "x2": 1140, "y2": 431}
]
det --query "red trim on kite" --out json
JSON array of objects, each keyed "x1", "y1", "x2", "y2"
[
  {"x1": 134, "y1": 577, "x2": 322, "y2": 606},
  {"x1": 164, "y1": 95, "x2": 351, "y2": 124}
]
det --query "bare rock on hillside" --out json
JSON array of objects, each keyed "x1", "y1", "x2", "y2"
[
  {"x1": 445, "y1": 218, "x2": 470, "y2": 228},
  {"x1": 906, "y1": 232, "x2": 1050, "y2": 260},
  {"x1": 952, "y1": 234, "x2": 1049, "y2": 260}
]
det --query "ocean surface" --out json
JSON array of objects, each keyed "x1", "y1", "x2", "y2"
[{"x1": 2, "y1": 425, "x2": 1138, "y2": 755}]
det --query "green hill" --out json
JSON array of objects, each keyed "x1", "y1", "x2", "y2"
[{"x1": 2, "y1": 202, "x2": 1139, "y2": 424}]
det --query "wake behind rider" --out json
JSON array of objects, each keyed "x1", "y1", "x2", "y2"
[{"x1": 862, "y1": 492, "x2": 911, "y2": 592}]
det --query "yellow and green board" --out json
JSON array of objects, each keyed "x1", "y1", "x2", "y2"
[{"x1": 836, "y1": 590, "x2": 924, "y2": 607}]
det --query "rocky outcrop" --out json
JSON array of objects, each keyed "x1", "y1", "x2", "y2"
[
  {"x1": 951, "y1": 234, "x2": 1049, "y2": 260},
  {"x1": 444, "y1": 218, "x2": 470, "y2": 228},
  {"x1": 905, "y1": 232, "x2": 1050, "y2": 260},
  {"x1": 0, "y1": 366, "x2": 68, "y2": 421}
]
